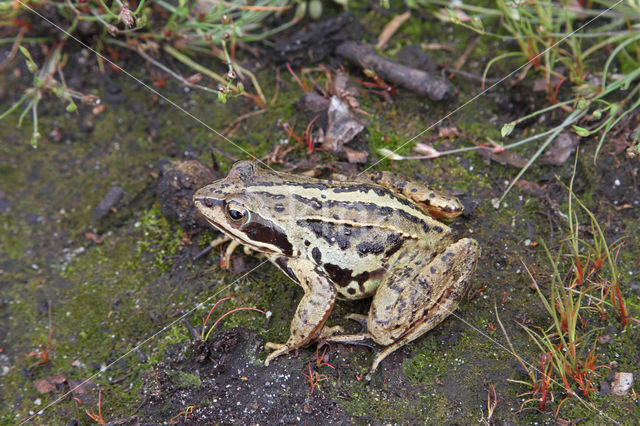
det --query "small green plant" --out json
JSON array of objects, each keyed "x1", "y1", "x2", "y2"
[
  {"x1": 412, "y1": 1, "x2": 640, "y2": 201},
  {"x1": 1, "y1": 0, "x2": 303, "y2": 145},
  {"x1": 0, "y1": 45, "x2": 99, "y2": 147},
  {"x1": 84, "y1": 390, "x2": 106, "y2": 424},
  {"x1": 497, "y1": 161, "x2": 631, "y2": 415},
  {"x1": 23, "y1": 325, "x2": 55, "y2": 368}
]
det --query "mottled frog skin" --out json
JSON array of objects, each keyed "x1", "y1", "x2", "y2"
[{"x1": 193, "y1": 161, "x2": 480, "y2": 371}]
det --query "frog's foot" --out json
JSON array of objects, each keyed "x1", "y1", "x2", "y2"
[
  {"x1": 265, "y1": 325, "x2": 343, "y2": 366},
  {"x1": 366, "y1": 238, "x2": 480, "y2": 371}
]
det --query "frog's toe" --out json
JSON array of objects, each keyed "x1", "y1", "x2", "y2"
[
  {"x1": 318, "y1": 325, "x2": 344, "y2": 339},
  {"x1": 344, "y1": 313, "x2": 368, "y2": 329},
  {"x1": 264, "y1": 342, "x2": 288, "y2": 366}
]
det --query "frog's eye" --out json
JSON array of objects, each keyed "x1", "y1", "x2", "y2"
[{"x1": 224, "y1": 201, "x2": 248, "y2": 224}]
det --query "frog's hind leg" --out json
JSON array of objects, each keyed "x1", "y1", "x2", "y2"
[
  {"x1": 367, "y1": 238, "x2": 480, "y2": 371},
  {"x1": 359, "y1": 171, "x2": 464, "y2": 219}
]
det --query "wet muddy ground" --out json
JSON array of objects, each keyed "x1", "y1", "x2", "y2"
[{"x1": 1, "y1": 5, "x2": 639, "y2": 424}]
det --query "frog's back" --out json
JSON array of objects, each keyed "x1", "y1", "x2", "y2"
[{"x1": 242, "y1": 167, "x2": 451, "y2": 299}]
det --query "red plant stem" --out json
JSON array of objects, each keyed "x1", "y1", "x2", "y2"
[
  {"x1": 209, "y1": 307, "x2": 265, "y2": 331},
  {"x1": 202, "y1": 297, "x2": 234, "y2": 337},
  {"x1": 286, "y1": 62, "x2": 308, "y2": 92}
]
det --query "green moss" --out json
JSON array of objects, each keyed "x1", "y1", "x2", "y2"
[
  {"x1": 168, "y1": 370, "x2": 202, "y2": 389},
  {"x1": 135, "y1": 203, "x2": 185, "y2": 272}
]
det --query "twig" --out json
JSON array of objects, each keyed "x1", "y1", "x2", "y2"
[
  {"x1": 221, "y1": 109, "x2": 267, "y2": 135},
  {"x1": 376, "y1": 11, "x2": 412, "y2": 50},
  {"x1": 0, "y1": 27, "x2": 26, "y2": 72},
  {"x1": 452, "y1": 36, "x2": 480, "y2": 71}
]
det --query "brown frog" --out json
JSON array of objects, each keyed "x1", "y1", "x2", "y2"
[{"x1": 194, "y1": 161, "x2": 480, "y2": 371}]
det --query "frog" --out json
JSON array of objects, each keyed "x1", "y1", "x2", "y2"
[{"x1": 193, "y1": 161, "x2": 480, "y2": 371}]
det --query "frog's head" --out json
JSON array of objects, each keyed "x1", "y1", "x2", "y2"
[{"x1": 193, "y1": 161, "x2": 293, "y2": 256}]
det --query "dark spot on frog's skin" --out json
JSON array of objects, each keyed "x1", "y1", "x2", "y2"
[
  {"x1": 274, "y1": 257, "x2": 298, "y2": 283},
  {"x1": 430, "y1": 266, "x2": 437, "y2": 275},
  {"x1": 301, "y1": 183, "x2": 329, "y2": 191},
  {"x1": 324, "y1": 263, "x2": 355, "y2": 287},
  {"x1": 304, "y1": 240, "x2": 311, "y2": 246},
  {"x1": 347, "y1": 287, "x2": 356, "y2": 295},
  {"x1": 356, "y1": 241, "x2": 385, "y2": 257},
  {"x1": 325, "y1": 264, "x2": 385, "y2": 294},
  {"x1": 299, "y1": 308, "x2": 309, "y2": 325},
  {"x1": 311, "y1": 247, "x2": 322, "y2": 264},
  {"x1": 243, "y1": 217, "x2": 293, "y2": 256},
  {"x1": 321, "y1": 194, "x2": 327, "y2": 199},
  {"x1": 293, "y1": 194, "x2": 323, "y2": 210},
  {"x1": 397, "y1": 210, "x2": 430, "y2": 233},
  {"x1": 429, "y1": 193, "x2": 436, "y2": 199},
  {"x1": 384, "y1": 234, "x2": 405, "y2": 258},
  {"x1": 441, "y1": 251, "x2": 455, "y2": 262},
  {"x1": 297, "y1": 219, "x2": 356, "y2": 250},
  {"x1": 274, "y1": 203, "x2": 285, "y2": 212},
  {"x1": 333, "y1": 214, "x2": 339, "y2": 220},
  {"x1": 411, "y1": 188, "x2": 417, "y2": 193},
  {"x1": 433, "y1": 225, "x2": 443, "y2": 233},
  {"x1": 255, "y1": 191, "x2": 286, "y2": 200},
  {"x1": 416, "y1": 277, "x2": 432, "y2": 294}
]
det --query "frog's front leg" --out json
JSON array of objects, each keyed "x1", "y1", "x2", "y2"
[
  {"x1": 264, "y1": 256, "x2": 338, "y2": 366},
  {"x1": 367, "y1": 238, "x2": 479, "y2": 371}
]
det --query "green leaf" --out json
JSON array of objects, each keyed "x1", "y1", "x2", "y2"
[
  {"x1": 18, "y1": 45, "x2": 38, "y2": 74},
  {"x1": 66, "y1": 102, "x2": 77, "y2": 112},
  {"x1": 30, "y1": 132, "x2": 40, "y2": 148},
  {"x1": 470, "y1": 17, "x2": 484, "y2": 33},
  {"x1": 572, "y1": 125, "x2": 590, "y2": 137},
  {"x1": 576, "y1": 98, "x2": 589, "y2": 110},
  {"x1": 501, "y1": 121, "x2": 516, "y2": 138}
]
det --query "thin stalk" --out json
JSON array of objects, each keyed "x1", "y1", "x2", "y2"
[{"x1": 499, "y1": 108, "x2": 586, "y2": 204}]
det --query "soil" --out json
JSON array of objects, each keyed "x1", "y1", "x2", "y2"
[{"x1": 1, "y1": 4, "x2": 639, "y2": 425}]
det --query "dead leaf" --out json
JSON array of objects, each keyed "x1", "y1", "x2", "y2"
[
  {"x1": 331, "y1": 71, "x2": 360, "y2": 110},
  {"x1": 438, "y1": 126, "x2": 459, "y2": 138},
  {"x1": 35, "y1": 379, "x2": 56, "y2": 393},
  {"x1": 35, "y1": 374, "x2": 67, "y2": 393},
  {"x1": 598, "y1": 334, "x2": 614, "y2": 344},
  {"x1": 92, "y1": 104, "x2": 105, "y2": 115},
  {"x1": 477, "y1": 148, "x2": 528, "y2": 169},
  {"x1": 542, "y1": 132, "x2": 578, "y2": 165},
  {"x1": 343, "y1": 146, "x2": 368, "y2": 164},
  {"x1": 321, "y1": 96, "x2": 366, "y2": 153},
  {"x1": 85, "y1": 232, "x2": 105, "y2": 244},
  {"x1": 515, "y1": 179, "x2": 543, "y2": 197}
]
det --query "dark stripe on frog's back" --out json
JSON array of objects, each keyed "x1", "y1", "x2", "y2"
[
  {"x1": 296, "y1": 219, "x2": 412, "y2": 261},
  {"x1": 245, "y1": 176, "x2": 447, "y2": 235},
  {"x1": 291, "y1": 195, "x2": 435, "y2": 235}
]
